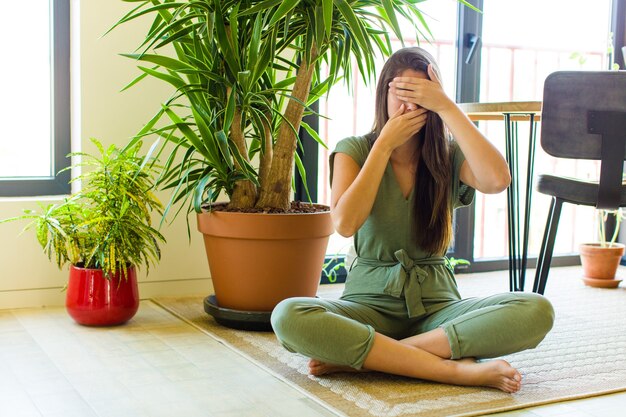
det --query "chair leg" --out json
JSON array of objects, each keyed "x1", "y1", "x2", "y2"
[{"x1": 533, "y1": 197, "x2": 564, "y2": 294}]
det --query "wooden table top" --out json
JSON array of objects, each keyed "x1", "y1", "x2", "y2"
[{"x1": 458, "y1": 101, "x2": 542, "y2": 121}]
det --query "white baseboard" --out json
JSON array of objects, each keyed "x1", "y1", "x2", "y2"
[
  {"x1": 0, "y1": 278, "x2": 214, "y2": 310},
  {"x1": 139, "y1": 278, "x2": 214, "y2": 300}
]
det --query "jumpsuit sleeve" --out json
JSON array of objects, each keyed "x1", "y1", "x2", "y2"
[
  {"x1": 329, "y1": 135, "x2": 371, "y2": 187},
  {"x1": 450, "y1": 140, "x2": 476, "y2": 209}
]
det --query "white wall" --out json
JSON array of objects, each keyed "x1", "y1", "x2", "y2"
[{"x1": 0, "y1": 0, "x2": 212, "y2": 309}]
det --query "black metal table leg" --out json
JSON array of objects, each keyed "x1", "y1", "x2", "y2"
[
  {"x1": 504, "y1": 114, "x2": 516, "y2": 291},
  {"x1": 520, "y1": 114, "x2": 537, "y2": 290},
  {"x1": 503, "y1": 113, "x2": 539, "y2": 292}
]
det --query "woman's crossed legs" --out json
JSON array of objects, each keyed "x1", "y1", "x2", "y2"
[{"x1": 271, "y1": 293, "x2": 553, "y2": 393}]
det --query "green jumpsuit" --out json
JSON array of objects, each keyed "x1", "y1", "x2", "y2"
[{"x1": 271, "y1": 134, "x2": 554, "y2": 369}]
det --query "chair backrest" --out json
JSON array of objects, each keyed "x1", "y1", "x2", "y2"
[
  {"x1": 541, "y1": 71, "x2": 626, "y2": 209},
  {"x1": 541, "y1": 70, "x2": 626, "y2": 159}
]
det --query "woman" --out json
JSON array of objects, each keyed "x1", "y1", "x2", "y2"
[{"x1": 271, "y1": 47, "x2": 554, "y2": 393}]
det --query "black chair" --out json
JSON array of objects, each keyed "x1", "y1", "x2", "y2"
[{"x1": 532, "y1": 70, "x2": 626, "y2": 295}]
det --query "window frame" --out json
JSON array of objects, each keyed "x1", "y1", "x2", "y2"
[{"x1": 0, "y1": 0, "x2": 70, "y2": 197}]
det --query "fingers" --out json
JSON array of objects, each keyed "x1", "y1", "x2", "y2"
[
  {"x1": 380, "y1": 109, "x2": 426, "y2": 148},
  {"x1": 400, "y1": 107, "x2": 428, "y2": 118},
  {"x1": 390, "y1": 103, "x2": 405, "y2": 119},
  {"x1": 399, "y1": 110, "x2": 428, "y2": 134},
  {"x1": 390, "y1": 77, "x2": 448, "y2": 113},
  {"x1": 389, "y1": 84, "x2": 419, "y2": 105},
  {"x1": 427, "y1": 64, "x2": 441, "y2": 85},
  {"x1": 390, "y1": 79, "x2": 423, "y2": 90},
  {"x1": 407, "y1": 111, "x2": 428, "y2": 128},
  {"x1": 390, "y1": 74, "x2": 438, "y2": 95}
]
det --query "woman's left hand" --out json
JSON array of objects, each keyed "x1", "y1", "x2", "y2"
[{"x1": 389, "y1": 64, "x2": 453, "y2": 114}]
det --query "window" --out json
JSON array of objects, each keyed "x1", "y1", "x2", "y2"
[
  {"x1": 473, "y1": 0, "x2": 614, "y2": 262},
  {"x1": 0, "y1": 0, "x2": 70, "y2": 197}
]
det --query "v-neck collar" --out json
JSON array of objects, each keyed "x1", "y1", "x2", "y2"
[{"x1": 386, "y1": 162, "x2": 414, "y2": 202}]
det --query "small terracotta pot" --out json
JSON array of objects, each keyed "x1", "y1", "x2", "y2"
[
  {"x1": 197, "y1": 207, "x2": 334, "y2": 312},
  {"x1": 66, "y1": 265, "x2": 140, "y2": 326},
  {"x1": 579, "y1": 243, "x2": 625, "y2": 280}
]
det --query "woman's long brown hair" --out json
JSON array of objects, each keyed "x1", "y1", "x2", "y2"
[{"x1": 370, "y1": 47, "x2": 452, "y2": 255}]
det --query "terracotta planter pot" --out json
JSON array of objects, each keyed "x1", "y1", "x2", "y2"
[
  {"x1": 66, "y1": 265, "x2": 140, "y2": 326},
  {"x1": 579, "y1": 243, "x2": 625, "y2": 280},
  {"x1": 197, "y1": 208, "x2": 334, "y2": 312}
]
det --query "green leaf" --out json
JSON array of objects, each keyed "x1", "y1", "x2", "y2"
[
  {"x1": 294, "y1": 152, "x2": 311, "y2": 202},
  {"x1": 193, "y1": 174, "x2": 212, "y2": 213},
  {"x1": 239, "y1": 0, "x2": 282, "y2": 17},
  {"x1": 223, "y1": 86, "x2": 237, "y2": 134},
  {"x1": 300, "y1": 121, "x2": 327, "y2": 149},
  {"x1": 137, "y1": 66, "x2": 186, "y2": 90},
  {"x1": 189, "y1": 104, "x2": 220, "y2": 162},
  {"x1": 154, "y1": 23, "x2": 197, "y2": 50},
  {"x1": 106, "y1": 2, "x2": 182, "y2": 36},
  {"x1": 120, "y1": 108, "x2": 165, "y2": 154},
  {"x1": 162, "y1": 105, "x2": 210, "y2": 159},
  {"x1": 322, "y1": 0, "x2": 333, "y2": 38},
  {"x1": 268, "y1": 0, "x2": 300, "y2": 26},
  {"x1": 333, "y1": 0, "x2": 370, "y2": 53},
  {"x1": 121, "y1": 53, "x2": 195, "y2": 72},
  {"x1": 120, "y1": 71, "x2": 150, "y2": 92},
  {"x1": 237, "y1": 71, "x2": 251, "y2": 91},
  {"x1": 314, "y1": 5, "x2": 325, "y2": 49},
  {"x1": 230, "y1": 3, "x2": 240, "y2": 58},
  {"x1": 381, "y1": 0, "x2": 403, "y2": 42},
  {"x1": 214, "y1": 2, "x2": 240, "y2": 75},
  {"x1": 251, "y1": 25, "x2": 277, "y2": 86},
  {"x1": 215, "y1": 130, "x2": 234, "y2": 169},
  {"x1": 247, "y1": 14, "x2": 262, "y2": 69},
  {"x1": 456, "y1": 0, "x2": 481, "y2": 12}
]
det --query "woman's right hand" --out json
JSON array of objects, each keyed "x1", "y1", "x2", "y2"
[
  {"x1": 331, "y1": 104, "x2": 427, "y2": 236},
  {"x1": 376, "y1": 104, "x2": 428, "y2": 152}
]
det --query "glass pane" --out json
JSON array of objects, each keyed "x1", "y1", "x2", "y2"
[
  {"x1": 474, "y1": 0, "x2": 612, "y2": 259},
  {"x1": 318, "y1": 1, "x2": 459, "y2": 255},
  {"x1": 0, "y1": 0, "x2": 52, "y2": 178}
]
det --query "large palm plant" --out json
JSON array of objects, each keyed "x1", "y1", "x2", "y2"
[{"x1": 115, "y1": 0, "x2": 473, "y2": 213}]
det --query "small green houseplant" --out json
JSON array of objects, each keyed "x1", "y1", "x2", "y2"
[
  {"x1": 2, "y1": 139, "x2": 165, "y2": 324},
  {"x1": 579, "y1": 208, "x2": 625, "y2": 286},
  {"x1": 597, "y1": 208, "x2": 624, "y2": 248}
]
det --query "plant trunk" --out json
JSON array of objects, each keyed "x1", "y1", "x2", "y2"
[
  {"x1": 228, "y1": 104, "x2": 257, "y2": 209},
  {"x1": 256, "y1": 47, "x2": 317, "y2": 210}
]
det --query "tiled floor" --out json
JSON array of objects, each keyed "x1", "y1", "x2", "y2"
[{"x1": 1, "y1": 289, "x2": 626, "y2": 417}]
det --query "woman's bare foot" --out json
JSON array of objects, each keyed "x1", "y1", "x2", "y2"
[
  {"x1": 309, "y1": 353, "x2": 520, "y2": 393},
  {"x1": 308, "y1": 359, "x2": 364, "y2": 376},
  {"x1": 455, "y1": 359, "x2": 522, "y2": 393}
]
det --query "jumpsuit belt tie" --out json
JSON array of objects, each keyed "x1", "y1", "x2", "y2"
[{"x1": 357, "y1": 249, "x2": 448, "y2": 318}]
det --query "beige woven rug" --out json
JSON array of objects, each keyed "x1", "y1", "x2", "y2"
[{"x1": 154, "y1": 266, "x2": 626, "y2": 417}]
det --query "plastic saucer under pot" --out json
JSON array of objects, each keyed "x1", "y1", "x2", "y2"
[{"x1": 203, "y1": 295, "x2": 273, "y2": 331}]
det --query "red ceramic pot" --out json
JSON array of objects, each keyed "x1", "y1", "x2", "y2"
[{"x1": 66, "y1": 264, "x2": 139, "y2": 326}]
